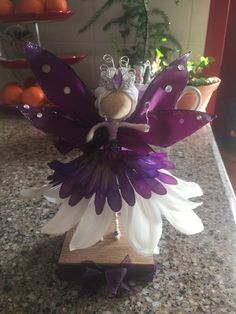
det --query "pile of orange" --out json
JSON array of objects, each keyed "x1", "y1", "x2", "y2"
[
  {"x1": 1, "y1": 81, "x2": 46, "y2": 107},
  {"x1": 0, "y1": 0, "x2": 68, "y2": 16},
  {"x1": 0, "y1": 0, "x2": 14, "y2": 15},
  {"x1": 1, "y1": 83, "x2": 23, "y2": 105}
]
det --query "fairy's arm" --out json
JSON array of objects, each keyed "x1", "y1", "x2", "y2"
[
  {"x1": 119, "y1": 122, "x2": 150, "y2": 133},
  {"x1": 86, "y1": 122, "x2": 108, "y2": 142}
]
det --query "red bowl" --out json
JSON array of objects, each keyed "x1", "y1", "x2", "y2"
[{"x1": 0, "y1": 10, "x2": 74, "y2": 23}]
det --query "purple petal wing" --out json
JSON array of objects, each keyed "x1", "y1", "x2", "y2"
[
  {"x1": 120, "y1": 110, "x2": 215, "y2": 148},
  {"x1": 18, "y1": 105, "x2": 109, "y2": 152},
  {"x1": 18, "y1": 105, "x2": 89, "y2": 148},
  {"x1": 24, "y1": 42, "x2": 100, "y2": 125},
  {"x1": 130, "y1": 53, "x2": 190, "y2": 121}
]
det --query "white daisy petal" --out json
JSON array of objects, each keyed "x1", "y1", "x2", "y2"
[
  {"x1": 159, "y1": 202, "x2": 204, "y2": 235},
  {"x1": 122, "y1": 193, "x2": 162, "y2": 256},
  {"x1": 21, "y1": 184, "x2": 52, "y2": 198},
  {"x1": 155, "y1": 182, "x2": 203, "y2": 212},
  {"x1": 160, "y1": 170, "x2": 203, "y2": 199},
  {"x1": 69, "y1": 200, "x2": 113, "y2": 251},
  {"x1": 44, "y1": 184, "x2": 62, "y2": 204},
  {"x1": 41, "y1": 198, "x2": 89, "y2": 235},
  {"x1": 170, "y1": 178, "x2": 203, "y2": 199}
]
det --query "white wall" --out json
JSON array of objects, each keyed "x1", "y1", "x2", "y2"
[{"x1": 0, "y1": 0, "x2": 211, "y2": 89}]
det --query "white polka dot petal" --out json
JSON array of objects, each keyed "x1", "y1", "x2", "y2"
[
  {"x1": 165, "y1": 85, "x2": 173, "y2": 93},
  {"x1": 64, "y1": 86, "x2": 71, "y2": 95},
  {"x1": 177, "y1": 64, "x2": 185, "y2": 71},
  {"x1": 37, "y1": 113, "x2": 43, "y2": 118},
  {"x1": 42, "y1": 64, "x2": 51, "y2": 74},
  {"x1": 23, "y1": 105, "x2": 30, "y2": 109},
  {"x1": 179, "y1": 118, "x2": 185, "y2": 124},
  {"x1": 196, "y1": 115, "x2": 202, "y2": 120}
]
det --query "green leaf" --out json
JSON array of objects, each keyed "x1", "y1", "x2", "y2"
[
  {"x1": 156, "y1": 48, "x2": 164, "y2": 58},
  {"x1": 161, "y1": 37, "x2": 168, "y2": 43}
]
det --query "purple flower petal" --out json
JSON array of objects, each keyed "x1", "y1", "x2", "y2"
[
  {"x1": 107, "y1": 189, "x2": 122, "y2": 212},
  {"x1": 69, "y1": 191, "x2": 83, "y2": 206},
  {"x1": 83, "y1": 164, "x2": 103, "y2": 198},
  {"x1": 162, "y1": 160, "x2": 176, "y2": 169},
  {"x1": 117, "y1": 169, "x2": 135, "y2": 207},
  {"x1": 127, "y1": 169, "x2": 151, "y2": 199},
  {"x1": 59, "y1": 178, "x2": 75, "y2": 198},
  {"x1": 107, "y1": 174, "x2": 122, "y2": 212},
  {"x1": 145, "y1": 178, "x2": 167, "y2": 195},
  {"x1": 157, "y1": 172, "x2": 177, "y2": 185},
  {"x1": 95, "y1": 192, "x2": 106, "y2": 215}
]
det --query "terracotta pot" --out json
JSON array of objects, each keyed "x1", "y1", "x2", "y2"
[{"x1": 176, "y1": 77, "x2": 221, "y2": 111}]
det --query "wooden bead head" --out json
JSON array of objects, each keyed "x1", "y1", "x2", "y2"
[{"x1": 100, "y1": 91, "x2": 132, "y2": 120}]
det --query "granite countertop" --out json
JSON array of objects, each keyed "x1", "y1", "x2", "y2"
[{"x1": 0, "y1": 112, "x2": 236, "y2": 314}]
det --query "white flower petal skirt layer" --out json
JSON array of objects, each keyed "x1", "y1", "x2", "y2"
[{"x1": 21, "y1": 171, "x2": 203, "y2": 257}]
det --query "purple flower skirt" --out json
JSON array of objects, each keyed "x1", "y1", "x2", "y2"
[{"x1": 48, "y1": 145, "x2": 177, "y2": 215}]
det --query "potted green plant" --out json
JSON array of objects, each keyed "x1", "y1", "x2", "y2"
[{"x1": 176, "y1": 56, "x2": 221, "y2": 111}]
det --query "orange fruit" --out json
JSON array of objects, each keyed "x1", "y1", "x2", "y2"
[
  {"x1": 45, "y1": 0, "x2": 68, "y2": 12},
  {"x1": 37, "y1": 0, "x2": 46, "y2": 7},
  {"x1": 16, "y1": 0, "x2": 44, "y2": 14},
  {"x1": 22, "y1": 86, "x2": 45, "y2": 107},
  {"x1": 1, "y1": 83, "x2": 23, "y2": 105},
  {"x1": 0, "y1": 0, "x2": 14, "y2": 16}
]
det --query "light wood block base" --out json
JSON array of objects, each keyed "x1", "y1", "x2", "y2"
[{"x1": 58, "y1": 224, "x2": 155, "y2": 279}]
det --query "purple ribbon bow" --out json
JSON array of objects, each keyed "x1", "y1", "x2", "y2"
[{"x1": 80, "y1": 255, "x2": 132, "y2": 295}]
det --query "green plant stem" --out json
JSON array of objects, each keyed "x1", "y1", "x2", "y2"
[
  {"x1": 78, "y1": 0, "x2": 117, "y2": 33},
  {"x1": 143, "y1": 0, "x2": 149, "y2": 61}
]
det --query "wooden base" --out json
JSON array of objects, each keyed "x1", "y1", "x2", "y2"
[{"x1": 57, "y1": 224, "x2": 155, "y2": 280}]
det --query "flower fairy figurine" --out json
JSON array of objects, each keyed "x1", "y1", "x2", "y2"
[{"x1": 19, "y1": 43, "x2": 214, "y2": 256}]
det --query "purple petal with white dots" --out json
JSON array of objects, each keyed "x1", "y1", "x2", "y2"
[
  {"x1": 18, "y1": 105, "x2": 90, "y2": 148},
  {"x1": 130, "y1": 53, "x2": 190, "y2": 121},
  {"x1": 120, "y1": 110, "x2": 215, "y2": 148},
  {"x1": 24, "y1": 42, "x2": 101, "y2": 125}
]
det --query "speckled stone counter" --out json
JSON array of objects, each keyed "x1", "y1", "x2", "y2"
[{"x1": 1, "y1": 112, "x2": 236, "y2": 314}]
